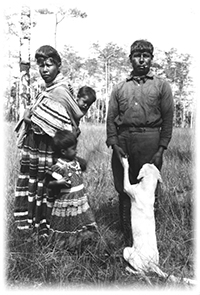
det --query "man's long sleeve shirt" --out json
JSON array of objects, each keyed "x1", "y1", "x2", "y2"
[{"x1": 106, "y1": 72, "x2": 174, "y2": 149}]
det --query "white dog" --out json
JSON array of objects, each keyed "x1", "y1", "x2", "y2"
[{"x1": 121, "y1": 157, "x2": 196, "y2": 285}]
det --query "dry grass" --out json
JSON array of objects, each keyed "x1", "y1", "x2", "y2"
[{"x1": 4, "y1": 122, "x2": 196, "y2": 290}]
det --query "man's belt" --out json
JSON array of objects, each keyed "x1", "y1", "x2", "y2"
[{"x1": 119, "y1": 126, "x2": 160, "y2": 133}]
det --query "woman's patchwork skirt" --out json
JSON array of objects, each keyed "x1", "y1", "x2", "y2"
[{"x1": 14, "y1": 129, "x2": 54, "y2": 236}]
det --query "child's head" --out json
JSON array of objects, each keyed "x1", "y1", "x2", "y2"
[
  {"x1": 53, "y1": 130, "x2": 78, "y2": 161},
  {"x1": 77, "y1": 86, "x2": 96, "y2": 115}
]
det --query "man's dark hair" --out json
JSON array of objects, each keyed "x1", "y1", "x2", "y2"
[{"x1": 130, "y1": 39, "x2": 154, "y2": 58}]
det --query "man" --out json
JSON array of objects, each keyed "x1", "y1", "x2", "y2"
[{"x1": 106, "y1": 40, "x2": 174, "y2": 246}]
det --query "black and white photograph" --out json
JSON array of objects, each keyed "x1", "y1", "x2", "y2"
[{"x1": 2, "y1": 0, "x2": 199, "y2": 293}]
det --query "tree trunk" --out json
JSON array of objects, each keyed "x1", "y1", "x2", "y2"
[
  {"x1": 105, "y1": 60, "x2": 109, "y2": 120},
  {"x1": 96, "y1": 99, "x2": 100, "y2": 123},
  {"x1": 54, "y1": 13, "x2": 58, "y2": 48},
  {"x1": 19, "y1": 6, "x2": 31, "y2": 119}
]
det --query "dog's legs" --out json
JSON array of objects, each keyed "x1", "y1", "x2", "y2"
[
  {"x1": 181, "y1": 277, "x2": 196, "y2": 285},
  {"x1": 119, "y1": 194, "x2": 132, "y2": 246},
  {"x1": 122, "y1": 158, "x2": 136, "y2": 199},
  {"x1": 123, "y1": 246, "x2": 133, "y2": 261}
]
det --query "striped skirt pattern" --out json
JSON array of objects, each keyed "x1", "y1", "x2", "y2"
[
  {"x1": 49, "y1": 184, "x2": 97, "y2": 237},
  {"x1": 14, "y1": 130, "x2": 54, "y2": 235}
]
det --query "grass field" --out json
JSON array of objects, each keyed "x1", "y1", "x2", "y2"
[{"x1": 4, "y1": 122, "x2": 196, "y2": 290}]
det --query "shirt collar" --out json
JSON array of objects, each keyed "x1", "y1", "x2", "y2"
[{"x1": 126, "y1": 70, "x2": 154, "y2": 82}]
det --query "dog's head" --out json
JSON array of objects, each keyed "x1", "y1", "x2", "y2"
[{"x1": 137, "y1": 163, "x2": 163, "y2": 183}]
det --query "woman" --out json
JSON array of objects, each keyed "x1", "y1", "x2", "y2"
[{"x1": 14, "y1": 45, "x2": 83, "y2": 243}]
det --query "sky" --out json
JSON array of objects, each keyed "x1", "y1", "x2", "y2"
[
  {"x1": 33, "y1": 0, "x2": 198, "y2": 59},
  {"x1": 3, "y1": 0, "x2": 199, "y2": 59},
  {"x1": 2, "y1": 0, "x2": 199, "y2": 86}
]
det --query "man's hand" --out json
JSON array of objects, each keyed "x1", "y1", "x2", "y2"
[
  {"x1": 112, "y1": 144, "x2": 126, "y2": 164},
  {"x1": 150, "y1": 146, "x2": 164, "y2": 170}
]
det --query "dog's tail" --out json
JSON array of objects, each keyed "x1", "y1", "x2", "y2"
[
  {"x1": 166, "y1": 274, "x2": 196, "y2": 286},
  {"x1": 126, "y1": 265, "x2": 196, "y2": 286},
  {"x1": 152, "y1": 264, "x2": 196, "y2": 286}
]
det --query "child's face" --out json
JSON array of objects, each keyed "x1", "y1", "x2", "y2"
[
  {"x1": 61, "y1": 144, "x2": 77, "y2": 161},
  {"x1": 77, "y1": 95, "x2": 94, "y2": 114},
  {"x1": 38, "y1": 57, "x2": 60, "y2": 84}
]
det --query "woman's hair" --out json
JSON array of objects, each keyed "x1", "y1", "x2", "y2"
[
  {"x1": 52, "y1": 130, "x2": 77, "y2": 156},
  {"x1": 35, "y1": 45, "x2": 62, "y2": 66},
  {"x1": 77, "y1": 86, "x2": 97, "y2": 102},
  {"x1": 129, "y1": 39, "x2": 154, "y2": 58}
]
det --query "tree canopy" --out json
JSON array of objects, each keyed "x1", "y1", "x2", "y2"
[{"x1": 4, "y1": 7, "x2": 194, "y2": 127}]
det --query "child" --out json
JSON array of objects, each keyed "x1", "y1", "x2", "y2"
[
  {"x1": 19, "y1": 85, "x2": 96, "y2": 141},
  {"x1": 67, "y1": 85, "x2": 97, "y2": 136},
  {"x1": 76, "y1": 86, "x2": 96, "y2": 116},
  {"x1": 46, "y1": 129, "x2": 98, "y2": 249}
]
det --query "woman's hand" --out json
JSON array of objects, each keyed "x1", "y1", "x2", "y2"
[
  {"x1": 47, "y1": 180, "x2": 59, "y2": 188},
  {"x1": 23, "y1": 108, "x2": 32, "y2": 124},
  {"x1": 48, "y1": 178, "x2": 71, "y2": 188}
]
